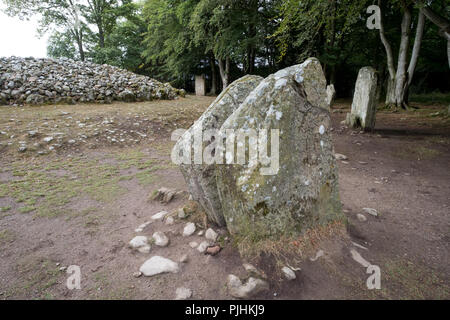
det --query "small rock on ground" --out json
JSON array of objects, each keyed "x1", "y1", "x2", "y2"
[
  {"x1": 281, "y1": 267, "x2": 296, "y2": 280},
  {"x1": 363, "y1": 208, "x2": 378, "y2": 216},
  {"x1": 227, "y1": 275, "x2": 269, "y2": 299},
  {"x1": 129, "y1": 236, "x2": 151, "y2": 253},
  {"x1": 197, "y1": 241, "x2": 210, "y2": 253},
  {"x1": 357, "y1": 213, "x2": 367, "y2": 222},
  {"x1": 205, "y1": 228, "x2": 218, "y2": 241},
  {"x1": 151, "y1": 211, "x2": 169, "y2": 221},
  {"x1": 175, "y1": 287, "x2": 193, "y2": 300},
  {"x1": 183, "y1": 222, "x2": 196, "y2": 236},
  {"x1": 189, "y1": 241, "x2": 198, "y2": 248},
  {"x1": 139, "y1": 256, "x2": 180, "y2": 276},
  {"x1": 153, "y1": 232, "x2": 169, "y2": 247},
  {"x1": 334, "y1": 153, "x2": 348, "y2": 160}
]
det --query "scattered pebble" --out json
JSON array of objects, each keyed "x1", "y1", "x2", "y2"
[
  {"x1": 129, "y1": 236, "x2": 151, "y2": 253},
  {"x1": 281, "y1": 267, "x2": 296, "y2": 280},
  {"x1": 139, "y1": 256, "x2": 180, "y2": 276},
  {"x1": 356, "y1": 213, "x2": 367, "y2": 222},
  {"x1": 197, "y1": 241, "x2": 210, "y2": 253},
  {"x1": 363, "y1": 208, "x2": 378, "y2": 217},
  {"x1": 183, "y1": 222, "x2": 196, "y2": 237},
  {"x1": 175, "y1": 287, "x2": 192, "y2": 300},
  {"x1": 153, "y1": 232, "x2": 169, "y2": 247},
  {"x1": 227, "y1": 275, "x2": 269, "y2": 299},
  {"x1": 151, "y1": 211, "x2": 169, "y2": 221},
  {"x1": 205, "y1": 228, "x2": 218, "y2": 242}
]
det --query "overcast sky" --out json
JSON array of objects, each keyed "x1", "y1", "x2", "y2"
[{"x1": 0, "y1": 3, "x2": 49, "y2": 58}]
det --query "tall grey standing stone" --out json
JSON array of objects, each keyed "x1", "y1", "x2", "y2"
[
  {"x1": 346, "y1": 67, "x2": 378, "y2": 130},
  {"x1": 326, "y1": 84, "x2": 336, "y2": 108},
  {"x1": 173, "y1": 75, "x2": 263, "y2": 226},
  {"x1": 215, "y1": 58, "x2": 343, "y2": 239},
  {"x1": 195, "y1": 75, "x2": 206, "y2": 96}
]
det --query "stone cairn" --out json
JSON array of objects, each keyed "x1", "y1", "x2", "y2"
[
  {"x1": 345, "y1": 67, "x2": 378, "y2": 130},
  {"x1": 174, "y1": 58, "x2": 344, "y2": 244},
  {"x1": 0, "y1": 56, "x2": 185, "y2": 106}
]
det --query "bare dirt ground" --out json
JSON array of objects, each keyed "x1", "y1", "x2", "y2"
[{"x1": 0, "y1": 96, "x2": 448, "y2": 300}]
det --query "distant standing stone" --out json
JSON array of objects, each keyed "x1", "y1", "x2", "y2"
[
  {"x1": 346, "y1": 67, "x2": 378, "y2": 130},
  {"x1": 326, "y1": 84, "x2": 336, "y2": 108}
]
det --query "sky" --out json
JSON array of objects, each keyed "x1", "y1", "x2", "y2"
[{"x1": 0, "y1": 4, "x2": 49, "y2": 58}]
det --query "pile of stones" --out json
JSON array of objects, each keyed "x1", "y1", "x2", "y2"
[{"x1": 0, "y1": 56, "x2": 185, "y2": 106}]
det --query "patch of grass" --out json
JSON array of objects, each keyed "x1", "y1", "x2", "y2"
[
  {"x1": 18, "y1": 205, "x2": 36, "y2": 214},
  {"x1": 135, "y1": 169, "x2": 156, "y2": 185},
  {"x1": 381, "y1": 259, "x2": 449, "y2": 299},
  {"x1": 0, "y1": 205, "x2": 11, "y2": 212},
  {"x1": 236, "y1": 220, "x2": 347, "y2": 265},
  {"x1": 0, "y1": 229, "x2": 15, "y2": 245},
  {"x1": 409, "y1": 92, "x2": 450, "y2": 105},
  {"x1": 13, "y1": 257, "x2": 61, "y2": 298},
  {"x1": 394, "y1": 145, "x2": 441, "y2": 160}
]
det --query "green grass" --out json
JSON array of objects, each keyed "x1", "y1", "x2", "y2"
[
  {"x1": 380, "y1": 259, "x2": 449, "y2": 299},
  {"x1": 5, "y1": 257, "x2": 62, "y2": 299},
  {"x1": 394, "y1": 145, "x2": 441, "y2": 160},
  {"x1": 0, "y1": 149, "x2": 168, "y2": 219},
  {"x1": 409, "y1": 92, "x2": 450, "y2": 105},
  {"x1": 0, "y1": 205, "x2": 11, "y2": 212},
  {"x1": 0, "y1": 229, "x2": 15, "y2": 245}
]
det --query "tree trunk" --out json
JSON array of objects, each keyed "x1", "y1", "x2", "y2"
[
  {"x1": 393, "y1": 9, "x2": 412, "y2": 109},
  {"x1": 76, "y1": 31, "x2": 85, "y2": 62},
  {"x1": 98, "y1": 23, "x2": 105, "y2": 48},
  {"x1": 413, "y1": 0, "x2": 450, "y2": 68},
  {"x1": 379, "y1": 2, "x2": 425, "y2": 109},
  {"x1": 210, "y1": 55, "x2": 217, "y2": 95},
  {"x1": 218, "y1": 58, "x2": 230, "y2": 90}
]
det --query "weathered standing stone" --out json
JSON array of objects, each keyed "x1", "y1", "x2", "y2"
[
  {"x1": 215, "y1": 58, "x2": 343, "y2": 239},
  {"x1": 174, "y1": 75, "x2": 263, "y2": 226},
  {"x1": 346, "y1": 67, "x2": 378, "y2": 130},
  {"x1": 326, "y1": 84, "x2": 336, "y2": 108},
  {"x1": 195, "y1": 75, "x2": 206, "y2": 96}
]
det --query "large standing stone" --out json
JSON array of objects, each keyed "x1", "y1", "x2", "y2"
[
  {"x1": 215, "y1": 58, "x2": 343, "y2": 238},
  {"x1": 174, "y1": 75, "x2": 263, "y2": 226},
  {"x1": 346, "y1": 67, "x2": 378, "y2": 130}
]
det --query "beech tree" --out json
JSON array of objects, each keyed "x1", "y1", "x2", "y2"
[
  {"x1": 378, "y1": 0, "x2": 426, "y2": 109},
  {"x1": 4, "y1": 0, "x2": 87, "y2": 61}
]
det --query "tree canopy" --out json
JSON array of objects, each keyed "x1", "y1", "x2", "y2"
[{"x1": 2, "y1": 0, "x2": 449, "y2": 100}]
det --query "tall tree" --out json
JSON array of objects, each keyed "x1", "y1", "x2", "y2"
[
  {"x1": 4, "y1": 0, "x2": 87, "y2": 61},
  {"x1": 379, "y1": 0, "x2": 426, "y2": 109},
  {"x1": 413, "y1": 0, "x2": 450, "y2": 68}
]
